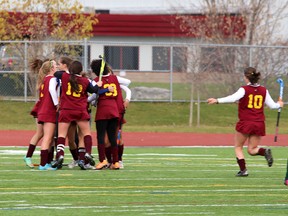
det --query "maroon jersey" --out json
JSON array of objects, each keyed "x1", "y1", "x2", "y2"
[
  {"x1": 94, "y1": 74, "x2": 120, "y2": 121},
  {"x1": 238, "y1": 85, "x2": 267, "y2": 122},
  {"x1": 37, "y1": 76, "x2": 57, "y2": 123},
  {"x1": 59, "y1": 72, "x2": 91, "y2": 111},
  {"x1": 30, "y1": 100, "x2": 40, "y2": 118}
]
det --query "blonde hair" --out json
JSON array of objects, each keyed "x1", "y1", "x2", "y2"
[{"x1": 37, "y1": 60, "x2": 54, "y2": 90}]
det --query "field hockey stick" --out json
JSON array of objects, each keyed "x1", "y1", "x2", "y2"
[
  {"x1": 274, "y1": 78, "x2": 284, "y2": 142},
  {"x1": 99, "y1": 55, "x2": 105, "y2": 81}
]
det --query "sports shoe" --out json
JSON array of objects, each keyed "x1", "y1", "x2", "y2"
[
  {"x1": 236, "y1": 169, "x2": 249, "y2": 177},
  {"x1": 284, "y1": 179, "x2": 288, "y2": 186},
  {"x1": 119, "y1": 160, "x2": 124, "y2": 169},
  {"x1": 84, "y1": 163, "x2": 96, "y2": 170},
  {"x1": 51, "y1": 155, "x2": 64, "y2": 168},
  {"x1": 85, "y1": 153, "x2": 95, "y2": 166},
  {"x1": 78, "y1": 160, "x2": 86, "y2": 170},
  {"x1": 265, "y1": 148, "x2": 273, "y2": 167},
  {"x1": 95, "y1": 160, "x2": 108, "y2": 170},
  {"x1": 39, "y1": 163, "x2": 57, "y2": 171},
  {"x1": 68, "y1": 160, "x2": 79, "y2": 169},
  {"x1": 110, "y1": 162, "x2": 120, "y2": 170},
  {"x1": 23, "y1": 156, "x2": 34, "y2": 168}
]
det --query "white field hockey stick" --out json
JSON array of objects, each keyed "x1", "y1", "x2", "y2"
[
  {"x1": 274, "y1": 78, "x2": 284, "y2": 142},
  {"x1": 99, "y1": 55, "x2": 105, "y2": 81}
]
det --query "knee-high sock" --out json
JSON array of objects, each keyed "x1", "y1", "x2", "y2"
[
  {"x1": 78, "y1": 147, "x2": 86, "y2": 161},
  {"x1": 40, "y1": 149, "x2": 49, "y2": 166},
  {"x1": 257, "y1": 148, "x2": 265, "y2": 156},
  {"x1": 26, "y1": 144, "x2": 36, "y2": 158},
  {"x1": 84, "y1": 135, "x2": 92, "y2": 154},
  {"x1": 97, "y1": 144, "x2": 106, "y2": 162},
  {"x1": 118, "y1": 144, "x2": 124, "y2": 161},
  {"x1": 111, "y1": 145, "x2": 119, "y2": 164},
  {"x1": 285, "y1": 159, "x2": 288, "y2": 179},
  {"x1": 237, "y1": 158, "x2": 246, "y2": 171},
  {"x1": 70, "y1": 148, "x2": 78, "y2": 161},
  {"x1": 105, "y1": 146, "x2": 112, "y2": 163},
  {"x1": 56, "y1": 137, "x2": 65, "y2": 159},
  {"x1": 48, "y1": 146, "x2": 54, "y2": 163}
]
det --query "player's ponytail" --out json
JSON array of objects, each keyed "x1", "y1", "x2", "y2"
[
  {"x1": 244, "y1": 67, "x2": 261, "y2": 84},
  {"x1": 69, "y1": 61, "x2": 83, "y2": 93}
]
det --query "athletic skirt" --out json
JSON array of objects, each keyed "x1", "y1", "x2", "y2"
[
  {"x1": 30, "y1": 101, "x2": 40, "y2": 118},
  {"x1": 236, "y1": 120, "x2": 265, "y2": 136},
  {"x1": 38, "y1": 113, "x2": 57, "y2": 124},
  {"x1": 59, "y1": 109, "x2": 90, "y2": 123}
]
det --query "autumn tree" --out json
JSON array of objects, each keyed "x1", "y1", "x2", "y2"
[
  {"x1": 0, "y1": 0, "x2": 98, "y2": 97},
  {"x1": 178, "y1": 0, "x2": 288, "y2": 85},
  {"x1": 172, "y1": 0, "x2": 288, "y2": 126}
]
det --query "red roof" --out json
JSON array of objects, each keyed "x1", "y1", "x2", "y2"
[
  {"x1": 93, "y1": 14, "x2": 246, "y2": 39},
  {"x1": 4, "y1": 12, "x2": 246, "y2": 39}
]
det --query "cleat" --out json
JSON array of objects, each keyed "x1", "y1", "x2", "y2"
[
  {"x1": 68, "y1": 160, "x2": 79, "y2": 169},
  {"x1": 119, "y1": 160, "x2": 124, "y2": 169},
  {"x1": 284, "y1": 179, "x2": 288, "y2": 186},
  {"x1": 39, "y1": 163, "x2": 57, "y2": 171},
  {"x1": 51, "y1": 155, "x2": 64, "y2": 168},
  {"x1": 265, "y1": 148, "x2": 273, "y2": 167},
  {"x1": 78, "y1": 160, "x2": 86, "y2": 170},
  {"x1": 78, "y1": 160, "x2": 96, "y2": 170},
  {"x1": 85, "y1": 153, "x2": 95, "y2": 166},
  {"x1": 83, "y1": 163, "x2": 96, "y2": 170},
  {"x1": 236, "y1": 169, "x2": 249, "y2": 177},
  {"x1": 95, "y1": 160, "x2": 108, "y2": 170},
  {"x1": 110, "y1": 162, "x2": 120, "y2": 170},
  {"x1": 23, "y1": 156, "x2": 34, "y2": 168}
]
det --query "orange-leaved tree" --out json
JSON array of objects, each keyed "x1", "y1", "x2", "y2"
[{"x1": 0, "y1": 0, "x2": 98, "y2": 97}]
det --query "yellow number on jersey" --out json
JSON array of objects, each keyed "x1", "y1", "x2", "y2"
[
  {"x1": 66, "y1": 82, "x2": 83, "y2": 98},
  {"x1": 103, "y1": 83, "x2": 118, "y2": 96},
  {"x1": 40, "y1": 84, "x2": 44, "y2": 98},
  {"x1": 248, "y1": 94, "x2": 263, "y2": 109}
]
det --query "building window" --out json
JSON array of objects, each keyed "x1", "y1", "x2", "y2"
[
  {"x1": 153, "y1": 47, "x2": 170, "y2": 71},
  {"x1": 173, "y1": 47, "x2": 187, "y2": 72},
  {"x1": 152, "y1": 46, "x2": 187, "y2": 72},
  {"x1": 104, "y1": 46, "x2": 139, "y2": 70}
]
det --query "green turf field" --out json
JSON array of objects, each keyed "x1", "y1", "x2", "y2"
[
  {"x1": 1, "y1": 101, "x2": 288, "y2": 134},
  {"x1": 1, "y1": 146, "x2": 287, "y2": 216}
]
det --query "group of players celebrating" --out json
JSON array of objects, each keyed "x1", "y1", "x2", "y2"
[{"x1": 23, "y1": 56, "x2": 131, "y2": 171}]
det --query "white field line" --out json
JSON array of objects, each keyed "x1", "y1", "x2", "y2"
[
  {"x1": 0, "y1": 187, "x2": 287, "y2": 196},
  {"x1": 1, "y1": 149, "x2": 287, "y2": 161},
  {"x1": 0, "y1": 169, "x2": 284, "y2": 173},
  {"x1": 0, "y1": 150, "x2": 40, "y2": 155},
  {"x1": 0, "y1": 203, "x2": 287, "y2": 211},
  {"x1": 0, "y1": 150, "x2": 217, "y2": 157},
  {"x1": 130, "y1": 153, "x2": 218, "y2": 157},
  {"x1": 0, "y1": 201, "x2": 26, "y2": 203}
]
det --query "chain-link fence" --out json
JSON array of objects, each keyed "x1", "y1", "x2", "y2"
[{"x1": 1, "y1": 40, "x2": 288, "y2": 102}]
